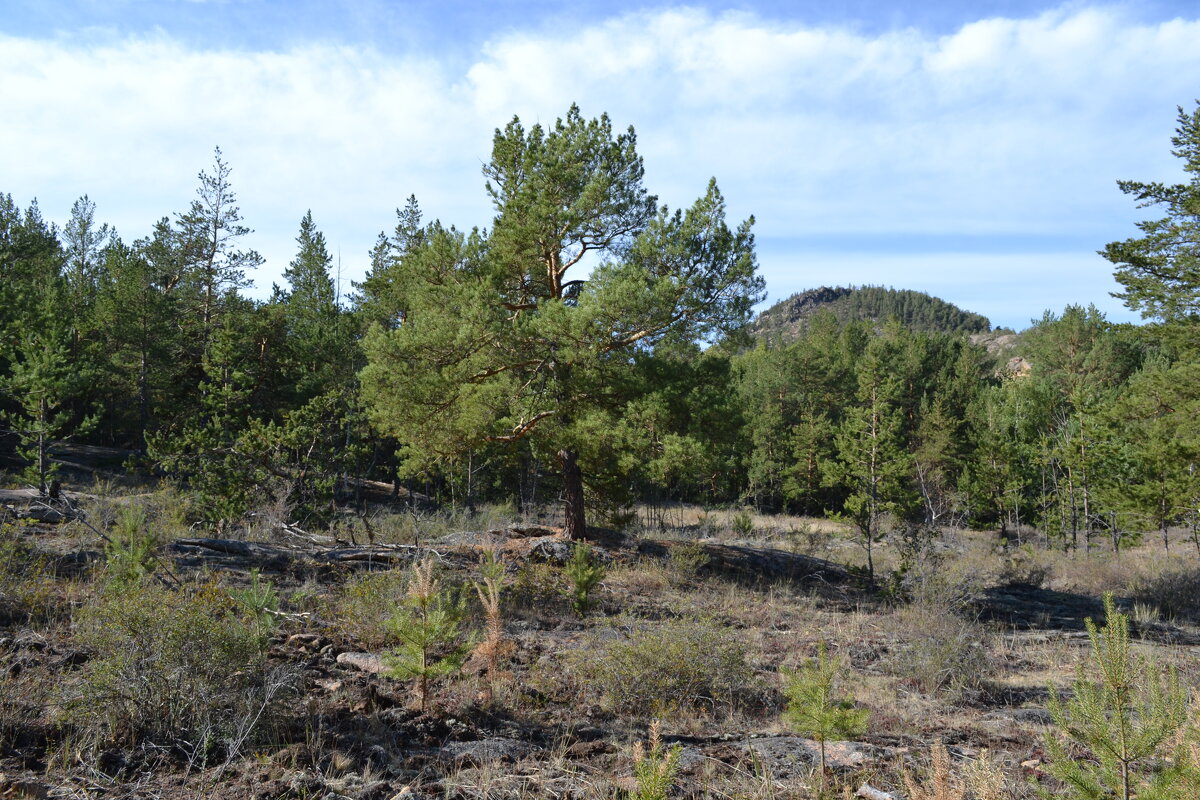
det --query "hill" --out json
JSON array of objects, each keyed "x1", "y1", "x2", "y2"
[{"x1": 752, "y1": 285, "x2": 991, "y2": 342}]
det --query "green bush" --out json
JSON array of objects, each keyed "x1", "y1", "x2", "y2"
[
  {"x1": 565, "y1": 615, "x2": 754, "y2": 717},
  {"x1": 0, "y1": 524, "x2": 59, "y2": 625},
  {"x1": 69, "y1": 580, "x2": 293, "y2": 765},
  {"x1": 332, "y1": 566, "x2": 411, "y2": 648},
  {"x1": 505, "y1": 560, "x2": 568, "y2": 618}
]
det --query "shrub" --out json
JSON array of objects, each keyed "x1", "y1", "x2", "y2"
[
  {"x1": 892, "y1": 603, "x2": 992, "y2": 698},
  {"x1": 505, "y1": 560, "x2": 567, "y2": 617},
  {"x1": 69, "y1": 580, "x2": 293, "y2": 765},
  {"x1": 333, "y1": 565, "x2": 411, "y2": 648},
  {"x1": 0, "y1": 525, "x2": 59, "y2": 625},
  {"x1": 565, "y1": 615, "x2": 754, "y2": 717},
  {"x1": 1130, "y1": 565, "x2": 1200, "y2": 622},
  {"x1": 730, "y1": 510, "x2": 754, "y2": 538},
  {"x1": 668, "y1": 541, "x2": 710, "y2": 582}
]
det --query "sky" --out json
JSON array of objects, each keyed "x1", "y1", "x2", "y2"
[{"x1": 2, "y1": 1, "x2": 1199, "y2": 331}]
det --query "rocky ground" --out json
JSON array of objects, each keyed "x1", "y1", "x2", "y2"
[{"x1": 3, "y1": 492, "x2": 1199, "y2": 799}]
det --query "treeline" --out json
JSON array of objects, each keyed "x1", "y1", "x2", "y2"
[{"x1": 3, "y1": 104, "x2": 1200, "y2": 560}]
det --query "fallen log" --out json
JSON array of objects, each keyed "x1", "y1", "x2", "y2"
[{"x1": 856, "y1": 784, "x2": 898, "y2": 800}]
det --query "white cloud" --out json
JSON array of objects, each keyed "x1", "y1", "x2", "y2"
[{"x1": 0, "y1": 5, "x2": 1197, "y2": 326}]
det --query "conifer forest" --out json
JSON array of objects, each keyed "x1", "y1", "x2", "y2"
[{"x1": 3, "y1": 104, "x2": 1200, "y2": 799}]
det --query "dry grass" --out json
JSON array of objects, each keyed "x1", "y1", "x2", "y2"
[{"x1": 5, "y1": 488, "x2": 1200, "y2": 799}]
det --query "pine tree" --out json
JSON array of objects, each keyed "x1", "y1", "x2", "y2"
[
  {"x1": 279, "y1": 210, "x2": 354, "y2": 404},
  {"x1": 172, "y1": 147, "x2": 262, "y2": 366},
  {"x1": 1040, "y1": 594, "x2": 1190, "y2": 800},
  {"x1": 826, "y1": 335, "x2": 913, "y2": 580},
  {"x1": 1102, "y1": 102, "x2": 1200, "y2": 326},
  {"x1": 781, "y1": 643, "x2": 869, "y2": 795},
  {"x1": 361, "y1": 106, "x2": 762, "y2": 538},
  {"x1": 383, "y1": 558, "x2": 473, "y2": 712}
]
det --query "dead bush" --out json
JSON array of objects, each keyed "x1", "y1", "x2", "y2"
[
  {"x1": 331, "y1": 566, "x2": 411, "y2": 648},
  {"x1": 891, "y1": 603, "x2": 993, "y2": 699},
  {"x1": 0, "y1": 525, "x2": 65, "y2": 626},
  {"x1": 1130, "y1": 565, "x2": 1200, "y2": 621}
]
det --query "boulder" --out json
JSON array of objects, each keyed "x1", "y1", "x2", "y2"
[{"x1": 336, "y1": 652, "x2": 389, "y2": 674}]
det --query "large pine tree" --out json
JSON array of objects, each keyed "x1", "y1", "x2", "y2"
[{"x1": 361, "y1": 106, "x2": 763, "y2": 538}]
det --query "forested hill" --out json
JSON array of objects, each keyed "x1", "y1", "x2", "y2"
[{"x1": 752, "y1": 286, "x2": 991, "y2": 342}]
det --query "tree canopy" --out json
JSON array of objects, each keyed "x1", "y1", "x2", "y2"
[{"x1": 360, "y1": 105, "x2": 763, "y2": 537}]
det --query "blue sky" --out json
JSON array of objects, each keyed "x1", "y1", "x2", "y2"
[{"x1": 3, "y1": 1, "x2": 1199, "y2": 330}]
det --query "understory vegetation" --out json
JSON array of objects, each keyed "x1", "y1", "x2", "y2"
[
  {"x1": 3, "y1": 102, "x2": 1200, "y2": 797},
  {"x1": 1, "y1": 498, "x2": 1200, "y2": 798}
]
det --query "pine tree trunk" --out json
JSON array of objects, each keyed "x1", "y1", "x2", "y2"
[
  {"x1": 559, "y1": 448, "x2": 585, "y2": 540},
  {"x1": 37, "y1": 398, "x2": 49, "y2": 497}
]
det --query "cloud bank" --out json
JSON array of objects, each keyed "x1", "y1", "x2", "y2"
[{"x1": 1, "y1": 5, "x2": 1197, "y2": 328}]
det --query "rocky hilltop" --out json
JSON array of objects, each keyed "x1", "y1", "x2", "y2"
[{"x1": 752, "y1": 285, "x2": 991, "y2": 343}]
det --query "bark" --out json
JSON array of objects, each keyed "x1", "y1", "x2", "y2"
[{"x1": 559, "y1": 448, "x2": 585, "y2": 540}]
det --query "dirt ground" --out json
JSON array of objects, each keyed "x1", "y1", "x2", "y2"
[{"x1": 3, "y1": 492, "x2": 1199, "y2": 799}]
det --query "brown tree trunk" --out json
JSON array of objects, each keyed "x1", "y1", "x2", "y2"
[{"x1": 559, "y1": 448, "x2": 585, "y2": 540}]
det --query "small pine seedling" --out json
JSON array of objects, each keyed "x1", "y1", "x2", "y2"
[
  {"x1": 632, "y1": 719, "x2": 681, "y2": 800},
  {"x1": 384, "y1": 557, "x2": 474, "y2": 712},
  {"x1": 230, "y1": 568, "x2": 280, "y2": 642},
  {"x1": 781, "y1": 642, "x2": 869, "y2": 796},
  {"x1": 1039, "y1": 593, "x2": 1190, "y2": 800},
  {"x1": 565, "y1": 542, "x2": 605, "y2": 616},
  {"x1": 471, "y1": 547, "x2": 514, "y2": 700}
]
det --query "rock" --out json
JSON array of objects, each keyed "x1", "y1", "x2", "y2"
[
  {"x1": 16, "y1": 506, "x2": 71, "y2": 524},
  {"x1": 506, "y1": 524, "x2": 559, "y2": 538},
  {"x1": 359, "y1": 780, "x2": 395, "y2": 800},
  {"x1": 527, "y1": 539, "x2": 574, "y2": 565},
  {"x1": 1008, "y1": 708, "x2": 1053, "y2": 725},
  {"x1": 336, "y1": 652, "x2": 388, "y2": 674},
  {"x1": 742, "y1": 737, "x2": 895, "y2": 779},
  {"x1": 389, "y1": 788, "x2": 434, "y2": 800},
  {"x1": 440, "y1": 737, "x2": 536, "y2": 765},
  {"x1": 565, "y1": 739, "x2": 616, "y2": 758},
  {"x1": 0, "y1": 775, "x2": 49, "y2": 799}
]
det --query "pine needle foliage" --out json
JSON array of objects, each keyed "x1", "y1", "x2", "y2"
[
  {"x1": 781, "y1": 643, "x2": 869, "y2": 795},
  {"x1": 630, "y1": 720, "x2": 681, "y2": 800},
  {"x1": 565, "y1": 542, "x2": 605, "y2": 616},
  {"x1": 1039, "y1": 593, "x2": 1190, "y2": 800},
  {"x1": 383, "y1": 557, "x2": 473, "y2": 712},
  {"x1": 903, "y1": 742, "x2": 964, "y2": 800},
  {"x1": 471, "y1": 547, "x2": 514, "y2": 700}
]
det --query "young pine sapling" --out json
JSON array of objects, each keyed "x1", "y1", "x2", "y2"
[
  {"x1": 384, "y1": 557, "x2": 473, "y2": 712},
  {"x1": 781, "y1": 643, "x2": 869, "y2": 796},
  {"x1": 565, "y1": 542, "x2": 605, "y2": 617}
]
